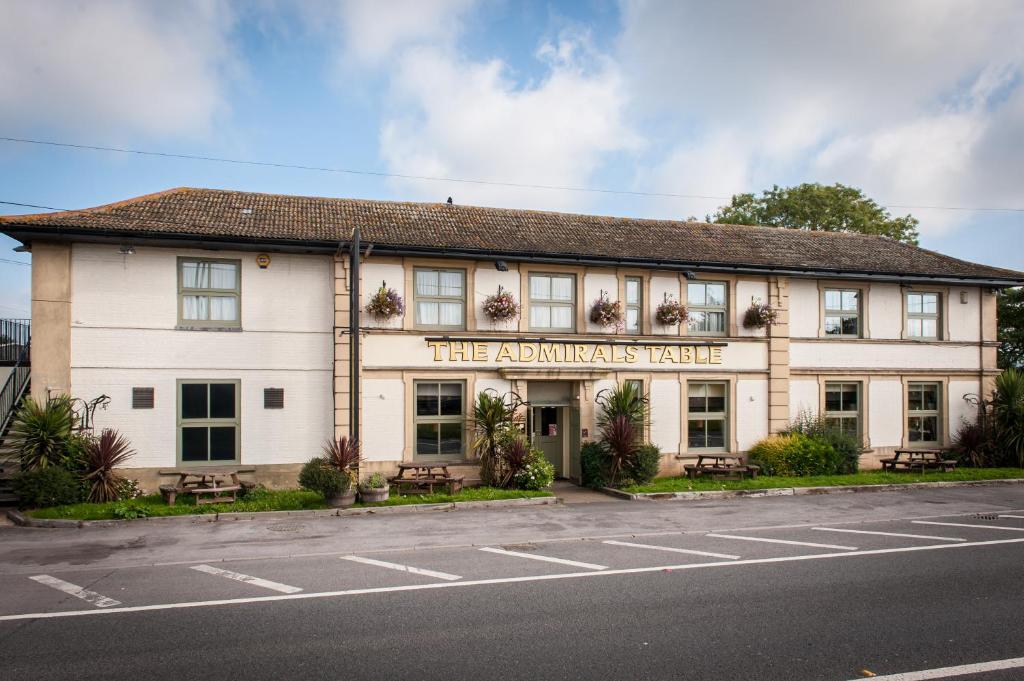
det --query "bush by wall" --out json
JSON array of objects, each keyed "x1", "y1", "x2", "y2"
[
  {"x1": 513, "y1": 449, "x2": 556, "y2": 490},
  {"x1": 580, "y1": 441, "x2": 610, "y2": 488},
  {"x1": 627, "y1": 443, "x2": 662, "y2": 485},
  {"x1": 785, "y1": 412, "x2": 863, "y2": 474},
  {"x1": 13, "y1": 467, "x2": 86, "y2": 509},
  {"x1": 747, "y1": 432, "x2": 843, "y2": 476}
]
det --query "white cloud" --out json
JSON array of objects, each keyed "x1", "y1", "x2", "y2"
[
  {"x1": 334, "y1": 0, "x2": 475, "y2": 66},
  {"x1": 0, "y1": 0, "x2": 238, "y2": 138}
]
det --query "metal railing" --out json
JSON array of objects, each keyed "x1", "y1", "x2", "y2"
[{"x1": 0, "y1": 319, "x2": 31, "y2": 440}]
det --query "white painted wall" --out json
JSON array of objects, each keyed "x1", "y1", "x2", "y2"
[
  {"x1": 649, "y1": 379, "x2": 680, "y2": 453},
  {"x1": 948, "y1": 379, "x2": 980, "y2": 432},
  {"x1": 583, "y1": 272, "x2": 619, "y2": 333},
  {"x1": 869, "y1": 379, "x2": 903, "y2": 447},
  {"x1": 791, "y1": 341, "x2": 980, "y2": 369},
  {"x1": 736, "y1": 378, "x2": 768, "y2": 450},
  {"x1": 947, "y1": 288, "x2": 981, "y2": 342},
  {"x1": 360, "y1": 262, "x2": 406, "y2": 330},
  {"x1": 474, "y1": 266, "x2": 521, "y2": 332},
  {"x1": 736, "y1": 280, "x2": 769, "y2": 338},
  {"x1": 649, "y1": 275, "x2": 681, "y2": 336},
  {"x1": 868, "y1": 283, "x2": 902, "y2": 339},
  {"x1": 788, "y1": 279, "x2": 819, "y2": 338},
  {"x1": 475, "y1": 378, "x2": 513, "y2": 398},
  {"x1": 789, "y1": 379, "x2": 819, "y2": 420},
  {"x1": 362, "y1": 378, "x2": 405, "y2": 461}
]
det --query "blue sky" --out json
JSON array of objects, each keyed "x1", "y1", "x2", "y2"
[{"x1": 1, "y1": 0, "x2": 1022, "y2": 318}]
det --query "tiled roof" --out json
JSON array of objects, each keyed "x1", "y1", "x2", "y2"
[{"x1": 2, "y1": 187, "x2": 1021, "y2": 282}]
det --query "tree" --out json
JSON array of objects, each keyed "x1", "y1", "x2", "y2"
[
  {"x1": 708, "y1": 183, "x2": 920, "y2": 245},
  {"x1": 998, "y1": 288, "x2": 1024, "y2": 369}
]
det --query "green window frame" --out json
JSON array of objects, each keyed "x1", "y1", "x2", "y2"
[
  {"x1": 907, "y1": 292, "x2": 941, "y2": 339},
  {"x1": 625, "y1": 277, "x2": 642, "y2": 334},
  {"x1": 908, "y1": 382, "x2": 941, "y2": 446},
  {"x1": 177, "y1": 379, "x2": 240, "y2": 465},
  {"x1": 825, "y1": 382, "x2": 861, "y2": 440},
  {"x1": 529, "y1": 273, "x2": 575, "y2": 331},
  {"x1": 687, "y1": 381, "x2": 728, "y2": 451},
  {"x1": 177, "y1": 257, "x2": 241, "y2": 329},
  {"x1": 824, "y1": 288, "x2": 860, "y2": 337},
  {"x1": 413, "y1": 268, "x2": 466, "y2": 330},
  {"x1": 414, "y1": 381, "x2": 465, "y2": 459},
  {"x1": 687, "y1": 282, "x2": 727, "y2": 336}
]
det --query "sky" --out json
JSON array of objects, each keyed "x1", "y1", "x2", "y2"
[{"x1": 1, "y1": 0, "x2": 1022, "y2": 318}]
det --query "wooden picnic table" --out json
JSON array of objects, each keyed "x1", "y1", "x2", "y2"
[
  {"x1": 389, "y1": 462, "x2": 464, "y2": 495},
  {"x1": 880, "y1": 449, "x2": 956, "y2": 473},
  {"x1": 158, "y1": 467, "x2": 256, "y2": 505},
  {"x1": 684, "y1": 454, "x2": 759, "y2": 481}
]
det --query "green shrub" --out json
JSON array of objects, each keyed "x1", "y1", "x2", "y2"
[
  {"x1": 8, "y1": 396, "x2": 75, "y2": 471},
  {"x1": 111, "y1": 501, "x2": 150, "y2": 520},
  {"x1": 785, "y1": 411, "x2": 863, "y2": 473},
  {"x1": 513, "y1": 449, "x2": 555, "y2": 490},
  {"x1": 580, "y1": 441, "x2": 610, "y2": 488},
  {"x1": 361, "y1": 472, "x2": 388, "y2": 490},
  {"x1": 12, "y1": 467, "x2": 85, "y2": 508},
  {"x1": 298, "y1": 457, "x2": 349, "y2": 498},
  {"x1": 627, "y1": 443, "x2": 662, "y2": 485},
  {"x1": 748, "y1": 432, "x2": 843, "y2": 476}
]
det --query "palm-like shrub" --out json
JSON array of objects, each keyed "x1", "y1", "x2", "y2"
[
  {"x1": 9, "y1": 396, "x2": 74, "y2": 470},
  {"x1": 472, "y1": 391, "x2": 520, "y2": 486},
  {"x1": 596, "y1": 383, "x2": 649, "y2": 486},
  {"x1": 992, "y1": 368, "x2": 1024, "y2": 467},
  {"x1": 951, "y1": 419, "x2": 991, "y2": 468},
  {"x1": 601, "y1": 415, "x2": 639, "y2": 485},
  {"x1": 83, "y1": 429, "x2": 136, "y2": 503},
  {"x1": 323, "y1": 435, "x2": 361, "y2": 482},
  {"x1": 596, "y1": 382, "x2": 648, "y2": 430}
]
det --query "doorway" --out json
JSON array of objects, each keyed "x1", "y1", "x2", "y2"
[{"x1": 531, "y1": 405, "x2": 565, "y2": 477}]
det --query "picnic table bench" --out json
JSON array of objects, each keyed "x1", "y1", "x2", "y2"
[
  {"x1": 158, "y1": 467, "x2": 256, "y2": 505},
  {"x1": 683, "y1": 454, "x2": 760, "y2": 481},
  {"x1": 880, "y1": 449, "x2": 957, "y2": 473},
  {"x1": 388, "y1": 463, "x2": 465, "y2": 495}
]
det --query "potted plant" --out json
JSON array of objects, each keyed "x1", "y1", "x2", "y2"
[
  {"x1": 299, "y1": 457, "x2": 351, "y2": 508},
  {"x1": 365, "y1": 281, "x2": 405, "y2": 321},
  {"x1": 323, "y1": 435, "x2": 362, "y2": 507},
  {"x1": 743, "y1": 299, "x2": 779, "y2": 329},
  {"x1": 590, "y1": 291, "x2": 623, "y2": 330},
  {"x1": 655, "y1": 295, "x2": 688, "y2": 327},
  {"x1": 481, "y1": 285, "x2": 520, "y2": 324},
  {"x1": 358, "y1": 472, "x2": 390, "y2": 503}
]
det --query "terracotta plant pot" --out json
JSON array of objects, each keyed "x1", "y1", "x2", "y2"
[
  {"x1": 359, "y1": 487, "x2": 390, "y2": 503},
  {"x1": 327, "y1": 488, "x2": 357, "y2": 509}
]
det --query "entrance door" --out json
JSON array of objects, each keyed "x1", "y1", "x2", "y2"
[{"x1": 532, "y1": 406, "x2": 564, "y2": 477}]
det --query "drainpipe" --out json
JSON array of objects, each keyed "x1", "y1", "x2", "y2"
[{"x1": 350, "y1": 227, "x2": 360, "y2": 447}]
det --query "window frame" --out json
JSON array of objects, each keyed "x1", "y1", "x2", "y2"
[
  {"x1": 686, "y1": 281, "x2": 728, "y2": 337},
  {"x1": 686, "y1": 380, "x2": 729, "y2": 452},
  {"x1": 824, "y1": 381, "x2": 862, "y2": 441},
  {"x1": 412, "y1": 267, "x2": 467, "y2": 331},
  {"x1": 528, "y1": 272, "x2": 577, "y2": 332},
  {"x1": 905, "y1": 291, "x2": 942, "y2": 340},
  {"x1": 624, "y1": 276, "x2": 643, "y2": 334},
  {"x1": 176, "y1": 379, "x2": 241, "y2": 466},
  {"x1": 907, "y1": 381, "x2": 942, "y2": 447},
  {"x1": 177, "y1": 257, "x2": 242, "y2": 330},
  {"x1": 412, "y1": 380, "x2": 466, "y2": 460},
  {"x1": 823, "y1": 287, "x2": 861, "y2": 338}
]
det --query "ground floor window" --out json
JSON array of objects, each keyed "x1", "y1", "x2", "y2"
[
  {"x1": 687, "y1": 381, "x2": 728, "y2": 450},
  {"x1": 414, "y1": 381, "x2": 465, "y2": 458},
  {"x1": 825, "y1": 382, "x2": 861, "y2": 440},
  {"x1": 178, "y1": 380, "x2": 239, "y2": 463},
  {"x1": 908, "y1": 382, "x2": 941, "y2": 445}
]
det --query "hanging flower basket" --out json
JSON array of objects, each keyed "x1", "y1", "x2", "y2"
[
  {"x1": 743, "y1": 299, "x2": 779, "y2": 329},
  {"x1": 365, "y1": 282, "x2": 405, "y2": 320},
  {"x1": 482, "y1": 286, "x2": 520, "y2": 323},
  {"x1": 590, "y1": 291, "x2": 623, "y2": 329},
  {"x1": 655, "y1": 297, "x2": 689, "y2": 326}
]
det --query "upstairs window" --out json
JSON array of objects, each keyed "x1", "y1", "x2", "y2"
[
  {"x1": 824, "y1": 288, "x2": 860, "y2": 337},
  {"x1": 414, "y1": 269, "x2": 465, "y2": 329},
  {"x1": 625, "y1": 277, "x2": 642, "y2": 334},
  {"x1": 178, "y1": 258, "x2": 240, "y2": 328},
  {"x1": 529, "y1": 273, "x2": 575, "y2": 331},
  {"x1": 907, "y1": 292, "x2": 941, "y2": 339},
  {"x1": 687, "y1": 282, "x2": 727, "y2": 336}
]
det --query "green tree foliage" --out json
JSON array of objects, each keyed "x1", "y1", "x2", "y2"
[
  {"x1": 709, "y1": 183, "x2": 920, "y2": 245},
  {"x1": 998, "y1": 288, "x2": 1024, "y2": 369}
]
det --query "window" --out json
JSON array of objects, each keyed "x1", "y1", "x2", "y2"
[
  {"x1": 529, "y1": 273, "x2": 575, "y2": 331},
  {"x1": 414, "y1": 268, "x2": 465, "y2": 329},
  {"x1": 687, "y1": 382, "x2": 728, "y2": 450},
  {"x1": 825, "y1": 382, "x2": 861, "y2": 439},
  {"x1": 907, "y1": 382, "x2": 941, "y2": 446},
  {"x1": 414, "y1": 381, "x2": 465, "y2": 458},
  {"x1": 178, "y1": 380, "x2": 239, "y2": 463},
  {"x1": 907, "y1": 292, "x2": 941, "y2": 339},
  {"x1": 625, "y1": 277, "x2": 642, "y2": 334},
  {"x1": 178, "y1": 258, "x2": 240, "y2": 328},
  {"x1": 687, "y1": 282, "x2": 727, "y2": 335},
  {"x1": 824, "y1": 288, "x2": 860, "y2": 337}
]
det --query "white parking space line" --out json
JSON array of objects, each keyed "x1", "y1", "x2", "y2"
[
  {"x1": 479, "y1": 546, "x2": 608, "y2": 570},
  {"x1": 603, "y1": 540, "x2": 739, "y2": 560},
  {"x1": 849, "y1": 655, "x2": 1024, "y2": 680},
  {"x1": 998, "y1": 515, "x2": 1024, "y2": 519},
  {"x1": 706, "y1": 533, "x2": 857, "y2": 551},
  {"x1": 28, "y1": 575, "x2": 122, "y2": 608},
  {"x1": 812, "y1": 527, "x2": 966, "y2": 542},
  {"x1": 341, "y1": 556, "x2": 462, "y2": 581},
  {"x1": 5, "y1": 535, "x2": 1024, "y2": 622},
  {"x1": 913, "y1": 520, "x2": 1024, "y2": 532},
  {"x1": 190, "y1": 564, "x2": 303, "y2": 594}
]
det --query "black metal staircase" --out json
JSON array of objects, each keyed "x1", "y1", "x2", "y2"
[{"x1": 0, "y1": 319, "x2": 30, "y2": 505}]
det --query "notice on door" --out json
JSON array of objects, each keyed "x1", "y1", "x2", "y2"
[{"x1": 547, "y1": 424, "x2": 558, "y2": 437}]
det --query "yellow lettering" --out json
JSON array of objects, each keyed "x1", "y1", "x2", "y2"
[
  {"x1": 575, "y1": 344, "x2": 590, "y2": 362},
  {"x1": 680, "y1": 346, "x2": 694, "y2": 364},
  {"x1": 591, "y1": 345, "x2": 611, "y2": 363},
  {"x1": 660, "y1": 346, "x2": 680, "y2": 364},
  {"x1": 496, "y1": 343, "x2": 516, "y2": 362},
  {"x1": 695, "y1": 346, "x2": 709, "y2": 364},
  {"x1": 520, "y1": 343, "x2": 538, "y2": 362},
  {"x1": 646, "y1": 346, "x2": 663, "y2": 362},
  {"x1": 428, "y1": 341, "x2": 446, "y2": 361},
  {"x1": 472, "y1": 343, "x2": 487, "y2": 362},
  {"x1": 611, "y1": 346, "x2": 626, "y2": 363},
  {"x1": 450, "y1": 342, "x2": 470, "y2": 361},
  {"x1": 709, "y1": 346, "x2": 723, "y2": 365},
  {"x1": 539, "y1": 343, "x2": 557, "y2": 363},
  {"x1": 624, "y1": 346, "x2": 639, "y2": 364}
]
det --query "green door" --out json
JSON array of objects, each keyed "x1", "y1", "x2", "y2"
[{"x1": 533, "y1": 406, "x2": 564, "y2": 477}]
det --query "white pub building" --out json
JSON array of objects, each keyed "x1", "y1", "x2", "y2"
[{"x1": 2, "y1": 188, "x2": 1021, "y2": 489}]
